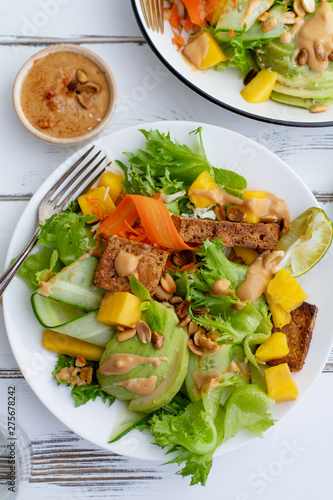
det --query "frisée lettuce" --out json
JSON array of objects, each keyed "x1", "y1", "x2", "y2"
[{"x1": 116, "y1": 128, "x2": 247, "y2": 215}]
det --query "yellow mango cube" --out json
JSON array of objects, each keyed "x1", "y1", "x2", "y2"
[
  {"x1": 241, "y1": 69, "x2": 278, "y2": 104},
  {"x1": 267, "y1": 269, "x2": 309, "y2": 313},
  {"x1": 78, "y1": 187, "x2": 116, "y2": 222},
  {"x1": 234, "y1": 247, "x2": 259, "y2": 266},
  {"x1": 256, "y1": 332, "x2": 289, "y2": 362},
  {"x1": 227, "y1": 205, "x2": 259, "y2": 223},
  {"x1": 97, "y1": 292, "x2": 142, "y2": 327},
  {"x1": 265, "y1": 292, "x2": 291, "y2": 328},
  {"x1": 264, "y1": 363, "x2": 298, "y2": 403},
  {"x1": 199, "y1": 32, "x2": 227, "y2": 69},
  {"x1": 98, "y1": 172, "x2": 124, "y2": 203},
  {"x1": 43, "y1": 330, "x2": 104, "y2": 361},
  {"x1": 188, "y1": 170, "x2": 218, "y2": 208},
  {"x1": 244, "y1": 190, "x2": 267, "y2": 199}
]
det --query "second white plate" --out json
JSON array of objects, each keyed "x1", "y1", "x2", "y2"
[{"x1": 131, "y1": 1, "x2": 333, "y2": 128}]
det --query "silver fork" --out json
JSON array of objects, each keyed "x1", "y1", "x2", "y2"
[
  {"x1": 0, "y1": 146, "x2": 106, "y2": 297},
  {"x1": 140, "y1": 0, "x2": 164, "y2": 34}
]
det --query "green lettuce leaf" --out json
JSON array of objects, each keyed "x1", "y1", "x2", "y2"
[
  {"x1": 116, "y1": 128, "x2": 246, "y2": 201},
  {"x1": 168, "y1": 407, "x2": 225, "y2": 486},
  {"x1": 18, "y1": 247, "x2": 62, "y2": 290},
  {"x1": 249, "y1": 363, "x2": 267, "y2": 392},
  {"x1": 188, "y1": 238, "x2": 270, "y2": 344},
  {"x1": 150, "y1": 400, "x2": 217, "y2": 455},
  {"x1": 214, "y1": 24, "x2": 281, "y2": 77},
  {"x1": 150, "y1": 384, "x2": 274, "y2": 486},
  {"x1": 175, "y1": 271, "x2": 190, "y2": 300},
  {"x1": 53, "y1": 354, "x2": 114, "y2": 408},
  {"x1": 223, "y1": 384, "x2": 275, "y2": 439},
  {"x1": 38, "y1": 212, "x2": 95, "y2": 266},
  {"x1": 151, "y1": 404, "x2": 226, "y2": 486},
  {"x1": 71, "y1": 384, "x2": 114, "y2": 408}
]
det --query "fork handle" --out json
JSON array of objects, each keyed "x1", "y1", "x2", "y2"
[{"x1": 0, "y1": 226, "x2": 40, "y2": 297}]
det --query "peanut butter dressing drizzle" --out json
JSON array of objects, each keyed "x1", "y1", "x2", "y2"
[
  {"x1": 114, "y1": 376, "x2": 158, "y2": 395},
  {"x1": 280, "y1": 15, "x2": 304, "y2": 44},
  {"x1": 183, "y1": 36, "x2": 210, "y2": 70},
  {"x1": 193, "y1": 370, "x2": 222, "y2": 395},
  {"x1": 98, "y1": 354, "x2": 169, "y2": 376},
  {"x1": 236, "y1": 250, "x2": 284, "y2": 303},
  {"x1": 191, "y1": 188, "x2": 290, "y2": 223},
  {"x1": 241, "y1": 0, "x2": 261, "y2": 27},
  {"x1": 296, "y1": 0, "x2": 333, "y2": 72}
]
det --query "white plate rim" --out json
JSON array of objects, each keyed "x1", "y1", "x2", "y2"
[
  {"x1": 131, "y1": 0, "x2": 333, "y2": 128},
  {"x1": 3, "y1": 120, "x2": 333, "y2": 462}
]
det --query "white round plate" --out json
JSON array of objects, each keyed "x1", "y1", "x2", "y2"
[
  {"x1": 131, "y1": 0, "x2": 333, "y2": 128},
  {"x1": 3, "y1": 121, "x2": 333, "y2": 461}
]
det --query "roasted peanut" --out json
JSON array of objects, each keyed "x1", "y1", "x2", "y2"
[
  {"x1": 154, "y1": 284, "x2": 172, "y2": 302},
  {"x1": 160, "y1": 273, "x2": 177, "y2": 294},
  {"x1": 262, "y1": 17, "x2": 278, "y2": 33},
  {"x1": 117, "y1": 327, "x2": 137, "y2": 342},
  {"x1": 152, "y1": 331, "x2": 164, "y2": 350},
  {"x1": 136, "y1": 320, "x2": 152, "y2": 344}
]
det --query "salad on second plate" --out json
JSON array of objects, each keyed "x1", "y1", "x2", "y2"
[
  {"x1": 18, "y1": 128, "x2": 332, "y2": 485},
  {"x1": 164, "y1": 0, "x2": 333, "y2": 112}
]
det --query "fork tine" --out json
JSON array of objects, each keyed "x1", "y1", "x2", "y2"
[
  {"x1": 152, "y1": 0, "x2": 158, "y2": 32},
  {"x1": 155, "y1": 0, "x2": 162, "y2": 34},
  {"x1": 140, "y1": 0, "x2": 149, "y2": 28},
  {"x1": 44, "y1": 146, "x2": 95, "y2": 201},
  {"x1": 141, "y1": 0, "x2": 163, "y2": 33},
  {"x1": 57, "y1": 156, "x2": 106, "y2": 212},
  {"x1": 147, "y1": 0, "x2": 156, "y2": 31},
  {"x1": 158, "y1": 0, "x2": 164, "y2": 34},
  {"x1": 51, "y1": 150, "x2": 102, "y2": 205}
]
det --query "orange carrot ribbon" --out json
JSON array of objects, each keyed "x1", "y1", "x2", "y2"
[{"x1": 98, "y1": 195, "x2": 191, "y2": 251}]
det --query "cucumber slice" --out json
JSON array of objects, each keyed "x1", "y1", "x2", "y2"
[
  {"x1": 37, "y1": 254, "x2": 104, "y2": 311},
  {"x1": 109, "y1": 401, "x2": 150, "y2": 443},
  {"x1": 185, "y1": 344, "x2": 232, "y2": 403},
  {"x1": 52, "y1": 311, "x2": 116, "y2": 347},
  {"x1": 215, "y1": 0, "x2": 272, "y2": 40},
  {"x1": 31, "y1": 293, "x2": 85, "y2": 328}
]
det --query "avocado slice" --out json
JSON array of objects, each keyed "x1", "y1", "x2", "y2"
[
  {"x1": 97, "y1": 301, "x2": 189, "y2": 411},
  {"x1": 270, "y1": 92, "x2": 320, "y2": 109},
  {"x1": 185, "y1": 344, "x2": 232, "y2": 404},
  {"x1": 128, "y1": 332, "x2": 189, "y2": 413},
  {"x1": 254, "y1": 4, "x2": 333, "y2": 108}
]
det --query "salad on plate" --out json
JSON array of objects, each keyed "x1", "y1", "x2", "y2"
[
  {"x1": 17, "y1": 127, "x2": 332, "y2": 485},
  {"x1": 163, "y1": 0, "x2": 333, "y2": 112}
]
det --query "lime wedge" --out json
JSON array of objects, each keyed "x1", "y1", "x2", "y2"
[{"x1": 276, "y1": 207, "x2": 333, "y2": 277}]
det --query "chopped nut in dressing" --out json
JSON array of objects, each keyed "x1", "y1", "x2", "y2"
[
  {"x1": 20, "y1": 50, "x2": 110, "y2": 138},
  {"x1": 98, "y1": 353, "x2": 169, "y2": 376}
]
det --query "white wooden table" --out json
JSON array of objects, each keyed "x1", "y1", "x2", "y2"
[{"x1": 1, "y1": 1, "x2": 333, "y2": 498}]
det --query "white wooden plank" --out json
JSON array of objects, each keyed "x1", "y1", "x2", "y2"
[
  {"x1": 0, "y1": 201, "x2": 27, "y2": 369},
  {"x1": 0, "y1": 372, "x2": 332, "y2": 499},
  {"x1": 0, "y1": 0, "x2": 141, "y2": 40},
  {"x1": 2, "y1": 42, "x2": 333, "y2": 197},
  {"x1": 0, "y1": 1, "x2": 332, "y2": 498}
]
